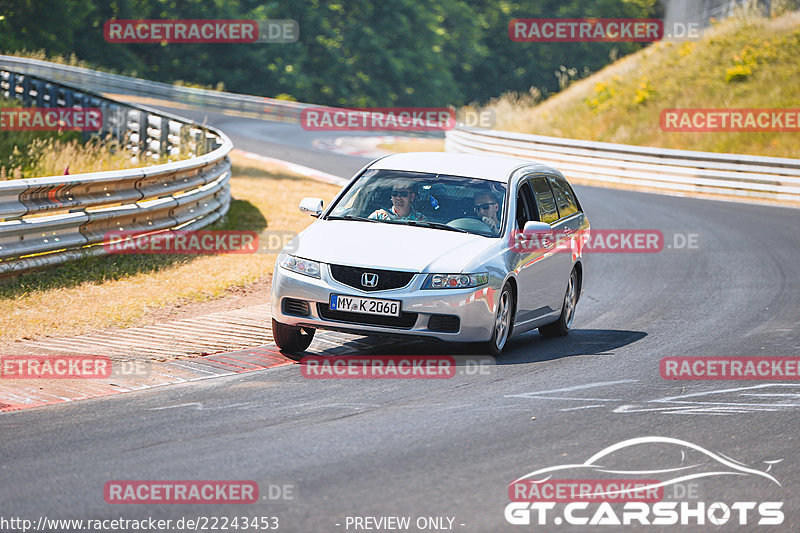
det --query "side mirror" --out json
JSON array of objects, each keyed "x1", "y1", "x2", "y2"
[
  {"x1": 516, "y1": 220, "x2": 555, "y2": 253},
  {"x1": 299, "y1": 197, "x2": 323, "y2": 217},
  {"x1": 523, "y1": 220, "x2": 552, "y2": 236}
]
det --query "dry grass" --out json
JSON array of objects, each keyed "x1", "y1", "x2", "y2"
[
  {"x1": 480, "y1": 12, "x2": 800, "y2": 158},
  {"x1": 27, "y1": 137, "x2": 143, "y2": 177},
  {"x1": 1, "y1": 137, "x2": 143, "y2": 180},
  {"x1": 0, "y1": 93, "x2": 146, "y2": 180},
  {"x1": 0, "y1": 150, "x2": 343, "y2": 342}
]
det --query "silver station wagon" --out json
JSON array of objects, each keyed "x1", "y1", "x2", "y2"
[{"x1": 271, "y1": 153, "x2": 590, "y2": 356}]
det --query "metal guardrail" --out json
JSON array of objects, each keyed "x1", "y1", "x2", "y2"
[
  {"x1": 0, "y1": 55, "x2": 448, "y2": 130},
  {"x1": 0, "y1": 54, "x2": 310, "y2": 122},
  {"x1": 0, "y1": 67, "x2": 232, "y2": 276},
  {"x1": 446, "y1": 128, "x2": 800, "y2": 205}
]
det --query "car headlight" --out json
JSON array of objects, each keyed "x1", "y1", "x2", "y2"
[
  {"x1": 279, "y1": 253, "x2": 321, "y2": 278},
  {"x1": 422, "y1": 273, "x2": 489, "y2": 289}
]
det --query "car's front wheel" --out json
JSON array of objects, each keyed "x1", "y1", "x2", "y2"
[
  {"x1": 272, "y1": 319, "x2": 315, "y2": 359},
  {"x1": 481, "y1": 283, "x2": 514, "y2": 356},
  {"x1": 539, "y1": 268, "x2": 578, "y2": 337}
]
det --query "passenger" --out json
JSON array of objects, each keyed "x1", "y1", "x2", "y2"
[
  {"x1": 474, "y1": 192, "x2": 501, "y2": 232},
  {"x1": 369, "y1": 183, "x2": 427, "y2": 221}
]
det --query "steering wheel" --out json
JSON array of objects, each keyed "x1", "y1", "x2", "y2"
[{"x1": 447, "y1": 217, "x2": 492, "y2": 232}]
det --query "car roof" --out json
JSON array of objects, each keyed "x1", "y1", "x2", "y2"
[{"x1": 367, "y1": 152, "x2": 561, "y2": 182}]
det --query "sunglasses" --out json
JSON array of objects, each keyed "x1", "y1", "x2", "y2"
[
  {"x1": 474, "y1": 202, "x2": 498, "y2": 211},
  {"x1": 391, "y1": 190, "x2": 411, "y2": 198}
]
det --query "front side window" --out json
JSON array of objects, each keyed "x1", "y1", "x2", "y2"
[{"x1": 326, "y1": 170, "x2": 507, "y2": 236}]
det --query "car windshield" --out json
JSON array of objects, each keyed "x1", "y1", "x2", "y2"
[{"x1": 326, "y1": 169, "x2": 507, "y2": 237}]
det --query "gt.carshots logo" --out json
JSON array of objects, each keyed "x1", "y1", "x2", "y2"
[{"x1": 505, "y1": 437, "x2": 784, "y2": 527}]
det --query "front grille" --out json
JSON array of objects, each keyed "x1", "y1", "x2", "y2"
[
  {"x1": 329, "y1": 264, "x2": 415, "y2": 292},
  {"x1": 317, "y1": 303, "x2": 418, "y2": 329},
  {"x1": 428, "y1": 314, "x2": 460, "y2": 333},
  {"x1": 282, "y1": 298, "x2": 310, "y2": 316}
]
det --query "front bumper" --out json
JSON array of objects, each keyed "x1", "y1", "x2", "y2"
[{"x1": 271, "y1": 264, "x2": 499, "y2": 343}]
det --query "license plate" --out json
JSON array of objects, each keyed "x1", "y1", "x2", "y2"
[{"x1": 329, "y1": 294, "x2": 401, "y2": 317}]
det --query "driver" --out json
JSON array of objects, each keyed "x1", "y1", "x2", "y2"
[
  {"x1": 369, "y1": 182, "x2": 427, "y2": 221},
  {"x1": 474, "y1": 192, "x2": 501, "y2": 232}
]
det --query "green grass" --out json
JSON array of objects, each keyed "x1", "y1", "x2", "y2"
[{"x1": 482, "y1": 12, "x2": 800, "y2": 158}]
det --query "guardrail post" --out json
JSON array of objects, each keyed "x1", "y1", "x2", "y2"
[
  {"x1": 138, "y1": 110, "x2": 148, "y2": 160},
  {"x1": 63, "y1": 87, "x2": 73, "y2": 108},
  {"x1": 34, "y1": 79, "x2": 46, "y2": 106},
  {"x1": 20, "y1": 75, "x2": 31, "y2": 104},
  {"x1": 205, "y1": 132, "x2": 215, "y2": 154},
  {"x1": 5, "y1": 72, "x2": 16, "y2": 100},
  {"x1": 179, "y1": 124, "x2": 192, "y2": 158},
  {"x1": 110, "y1": 104, "x2": 124, "y2": 143},
  {"x1": 194, "y1": 129, "x2": 205, "y2": 156},
  {"x1": 160, "y1": 117, "x2": 170, "y2": 159},
  {"x1": 47, "y1": 83, "x2": 58, "y2": 107}
]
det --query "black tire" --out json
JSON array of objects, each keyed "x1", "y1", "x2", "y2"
[
  {"x1": 479, "y1": 283, "x2": 514, "y2": 356},
  {"x1": 272, "y1": 318, "x2": 315, "y2": 359},
  {"x1": 539, "y1": 268, "x2": 578, "y2": 338}
]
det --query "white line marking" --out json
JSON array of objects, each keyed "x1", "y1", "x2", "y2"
[
  {"x1": 559, "y1": 404, "x2": 604, "y2": 412},
  {"x1": 505, "y1": 379, "x2": 638, "y2": 398},
  {"x1": 654, "y1": 383, "x2": 800, "y2": 402},
  {"x1": 519, "y1": 396, "x2": 622, "y2": 402}
]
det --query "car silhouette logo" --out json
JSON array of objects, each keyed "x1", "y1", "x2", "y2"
[
  {"x1": 511, "y1": 436, "x2": 782, "y2": 499},
  {"x1": 361, "y1": 272, "x2": 379, "y2": 288}
]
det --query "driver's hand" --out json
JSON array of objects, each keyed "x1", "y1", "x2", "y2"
[{"x1": 481, "y1": 216, "x2": 499, "y2": 232}]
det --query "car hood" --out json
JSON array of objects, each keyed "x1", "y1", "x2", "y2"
[{"x1": 287, "y1": 220, "x2": 495, "y2": 272}]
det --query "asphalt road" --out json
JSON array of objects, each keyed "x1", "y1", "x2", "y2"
[{"x1": 2, "y1": 111, "x2": 799, "y2": 533}]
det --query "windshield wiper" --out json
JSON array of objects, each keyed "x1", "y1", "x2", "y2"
[
  {"x1": 402, "y1": 220, "x2": 472, "y2": 234},
  {"x1": 326, "y1": 215, "x2": 380, "y2": 223}
]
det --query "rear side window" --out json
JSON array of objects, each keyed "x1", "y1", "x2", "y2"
[
  {"x1": 531, "y1": 176, "x2": 558, "y2": 224},
  {"x1": 549, "y1": 176, "x2": 579, "y2": 218}
]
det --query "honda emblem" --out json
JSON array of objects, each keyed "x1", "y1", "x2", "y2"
[{"x1": 361, "y1": 272, "x2": 379, "y2": 288}]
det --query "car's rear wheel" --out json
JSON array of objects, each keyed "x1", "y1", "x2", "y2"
[
  {"x1": 539, "y1": 268, "x2": 578, "y2": 337},
  {"x1": 272, "y1": 318, "x2": 315, "y2": 359},
  {"x1": 481, "y1": 284, "x2": 514, "y2": 356}
]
